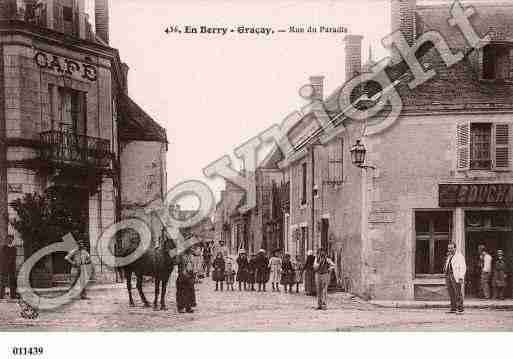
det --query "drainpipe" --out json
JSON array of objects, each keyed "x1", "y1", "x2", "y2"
[
  {"x1": 0, "y1": 47, "x2": 6, "y2": 247},
  {"x1": 311, "y1": 145, "x2": 315, "y2": 252}
]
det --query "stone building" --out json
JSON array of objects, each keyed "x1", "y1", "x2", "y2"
[
  {"x1": 0, "y1": 0, "x2": 167, "y2": 284},
  {"x1": 270, "y1": 0, "x2": 513, "y2": 300}
]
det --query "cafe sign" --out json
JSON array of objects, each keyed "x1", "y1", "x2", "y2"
[
  {"x1": 34, "y1": 51, "x2": 98, "y2": 81},
  {"x1": 439, "y1": 183, "x2": 513, "y2": 207}
]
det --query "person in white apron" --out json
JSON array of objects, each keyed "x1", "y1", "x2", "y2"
[{"x1": 65, "y1": 241, "x2": 92, "y2": 300}]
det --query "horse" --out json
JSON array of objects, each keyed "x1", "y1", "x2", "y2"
[{"x1": 122, "y1": 235, "x2": 176, "y2": 311}]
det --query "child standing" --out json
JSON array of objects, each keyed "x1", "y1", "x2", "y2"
[
  {"x1": 293, "y1": 256, "x2": 304, "y2": 293},
  {"x1": 247, "y1": 254, "x2": 256, "y2": 291},
  {"x1": 225, "y1": 257, "x2": 236, "y2": 291},
  {"x1": 212, "y1": 252, "x2": 225, "y2": 291},
  {"x1": 268, "y1": 250, "x2": 282, "y2": 292},
  {"x1": 493, "y1": 249, "x2": 508, "y2": 300}
]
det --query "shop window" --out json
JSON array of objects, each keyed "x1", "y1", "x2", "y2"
[
  {"x1": 415, "y1": 211, "x2": 452, "y2": 276},
  {"x1": 301, "y1": 162, "x2": 307, "y2": 205},
  {"x1": 327, "y1": 138, "x2": 343, "y2": 184},
  {"x1": 457, "y1": 122, "x2": 510, "y2": 171}
]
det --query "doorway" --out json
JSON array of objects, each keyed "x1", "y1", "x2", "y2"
[{"x1": 464, "y1": 210, "x2": 513, "y2": 298}]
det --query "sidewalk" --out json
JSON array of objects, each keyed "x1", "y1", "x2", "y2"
[{"x1": 370, "y1": 299, "x2": 513, "y2": 310}]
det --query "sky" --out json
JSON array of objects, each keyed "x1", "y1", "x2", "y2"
[
  {"x1": 102, "y1": 0, "x2": 395, "y2": 207},
  {"x1": 101, "y1": 0, "x2": 398, "y2": 207},
  {"x1": 81, "y1": 0, "x2": 501, "y2": 209}
]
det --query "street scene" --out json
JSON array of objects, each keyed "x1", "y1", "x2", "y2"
[
  {"x1": 1, "y1": 0, "x2": 513, "y2": 336},
  {"x1": 2, "y1": 280, "x2": 513, "y2": 331}
]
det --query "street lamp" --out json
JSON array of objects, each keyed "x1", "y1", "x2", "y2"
[{"x1": 350, "y1": 139, "x2": 376, "y2": 170}]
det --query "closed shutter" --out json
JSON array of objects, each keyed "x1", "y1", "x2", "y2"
[
  {"x1": 493, "y1": 123, "x2": 510, "y2": 171},
  {"x1": 456, "y1": 122, "x2": 470, "y2": 170},
  {"x1": 327, "y1": 138, "x2": 343, "y2": 183}
]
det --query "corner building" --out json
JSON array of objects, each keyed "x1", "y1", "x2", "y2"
[
  {"x1": 0, "y1": 0, "x2": 167, "y2": 283},
  {"x1": 278, "y1": 0, "x2": 513, "y2": 300}
]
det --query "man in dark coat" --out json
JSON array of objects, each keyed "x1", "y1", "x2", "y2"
[
  {"x1": 255, "y1": 249, "x2": 269, "y2": 292},
  {"x1": 0, "y1": 235, "x2": 18, "y2": 300}
]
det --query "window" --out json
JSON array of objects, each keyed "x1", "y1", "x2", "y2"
[
  {"x1": 58, "y1": 88, "x2": 85, "y2": 134},
  {"x1": 298, "y1": 226, "x2": 307, "y2": 259},
  {"x1": 482, "y1": 44, "x2": 511, "y2": 81},
  {"x1": 457, "y1": 122, "x2": 510, "y2": 171},
  {"x1": 301, "y1": 162, "x2": 307, "y2": 205},
  {"x1": 470, "y1": 123, "x2": 492, "y2": 170},
  {"x1": 327, "y1": 138, "x2": 343, "y2": 184},
  {"x1": 415, "y1": 211, "x2": 452, "y2": 276},
  {"x1": 62, "y1": 6, "x2": 73, "y2": 22}
]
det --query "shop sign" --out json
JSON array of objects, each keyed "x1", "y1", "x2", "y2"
[
  {"x1": 439, "y1": 184, "x2": 513, "y2": 207},
  {"x1": 34, "y1": 51, "x2": 98, "y2": 81}
]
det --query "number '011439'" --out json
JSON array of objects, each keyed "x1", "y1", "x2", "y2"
[{"x1": 11, "y1": 347, "x2": 44, "y2": 356}]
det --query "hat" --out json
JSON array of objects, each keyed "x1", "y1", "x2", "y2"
[{"x1": 259, "y1": 249, "x2": 265, "y2": 253}]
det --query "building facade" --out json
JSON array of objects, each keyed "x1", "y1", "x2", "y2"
[
  {"x1": 257, "y1": 0, "x2": 513, "y2": 300},
  {"x1": 0, "y1": 0, "x2": 167, "y2": 284}
]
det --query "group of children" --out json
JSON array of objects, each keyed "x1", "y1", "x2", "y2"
[{"x1": 211, "y1": 249, "x2": 304, "y2": 293}]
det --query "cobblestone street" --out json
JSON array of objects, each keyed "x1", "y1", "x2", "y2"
[{"x1": 1, "y1": 279, "x2": 513, "y2": 331}]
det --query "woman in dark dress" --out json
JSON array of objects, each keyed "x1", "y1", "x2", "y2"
[
  {"x1": 212, "y1": 252, "x2": 226, "y2": 291},
  {"x1": 281, "y1": 253, "x2": 295, "y2": 293},
  {"x1": 304, "y1": 250, "x2": 316, "y2": 296},
  {"x1": 255, "y1": 249, "x2": 269, "y2": 292},
  {"x1": 176, "y1": 251, "x2": 195, "y2": 313},
  {"x1": 236, "y1": 250, "x2": 249, "y2": 291}
]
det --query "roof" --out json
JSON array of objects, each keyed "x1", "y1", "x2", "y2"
[
  {"x1": 118, "y1": 94, "x2": 168, "y2": 143},
  {"x1": 404, "y1": 2, "x2": 513, "y2": 106}
]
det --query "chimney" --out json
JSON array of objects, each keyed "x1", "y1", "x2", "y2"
[
  {"x1": 343, "y1": 34, "x2": 363, "y2": 82},
  {"x1": 121, "y1": 62, "x2": 129, "y2": 94},
  {"x1": 309, "y1": 76, "x2": 324, "y2": 101},
  {"x1": 95, "y1": 0, "x2": 109, "y2": 44},
  {"x1": 391, "y1": 0, "x2": 416, "y2": 46},
  {"x1": 77, "y1": 0, "x2": 86, "y2": 39}
]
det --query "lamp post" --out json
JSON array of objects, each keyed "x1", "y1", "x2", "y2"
[{"x1": 350, "y1": 139, "x2": 376, "y2": 170}]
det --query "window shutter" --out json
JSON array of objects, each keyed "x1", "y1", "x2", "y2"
[
  {"x1": 456, "y1": 123, "x2": 470, "y2": 170},
  {"x1": 328, "y1": 139, "x2": 343, "y2": 183},
  {"x1": 493, "y1": 123, "x2": 510, "y2": 171}
]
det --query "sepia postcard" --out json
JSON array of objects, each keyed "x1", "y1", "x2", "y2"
[{"x1": 1, "y1": 0, "x2": 513, "y2": 357}]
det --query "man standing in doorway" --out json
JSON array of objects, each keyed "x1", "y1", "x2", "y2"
[
  {"x1": 313, "y1": 248, "x2": 334, "y2": 310},
  {"x1": 479, "y1": 244, "x2": 492, "y2": 299},
  {"x1": 445, "y1": 242, "x2": 466, "y2": 315}
]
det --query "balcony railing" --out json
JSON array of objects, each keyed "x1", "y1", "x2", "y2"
[{"x1": 40, "y1": 130, "x2": 112, "y2": 169}]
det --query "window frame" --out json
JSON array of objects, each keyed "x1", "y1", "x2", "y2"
[
  {"x1": 457, "y1": 121, "x2": 511, "y2": 172},
  {"x1": 327, "y1": 138, "x2": 344, "y2": 185},
  {"x1": 414, "y1": 210, "x2": 453, "y2": 277},
  {"x1": 301, "y1": 162, "x2": 307, "y2": 206},
  {"x1": 481, "y1": 44, "x2": 512, "y2": 82}
]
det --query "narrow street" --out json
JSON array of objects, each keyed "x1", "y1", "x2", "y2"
[{"x1": 1, "y1": 279, "x2": 512, "y2": 331}]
